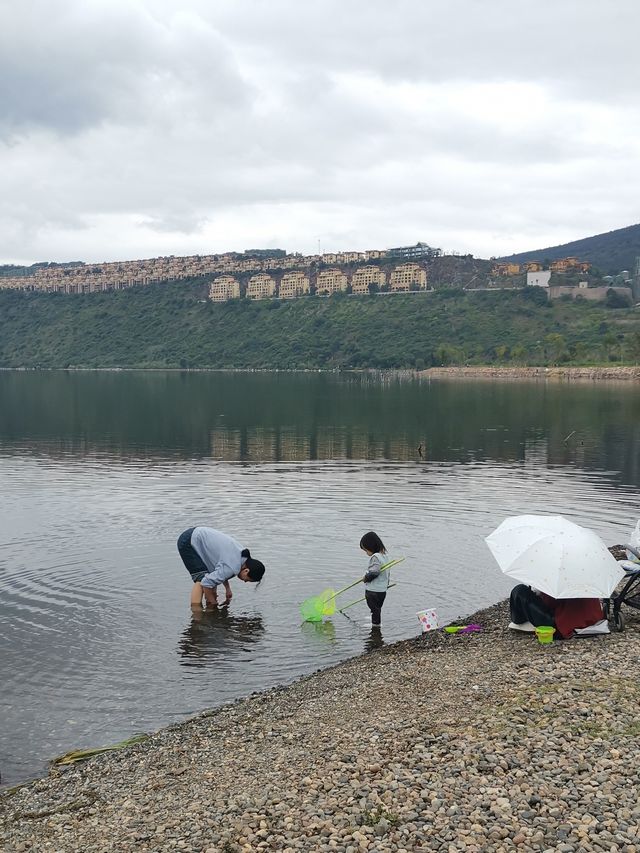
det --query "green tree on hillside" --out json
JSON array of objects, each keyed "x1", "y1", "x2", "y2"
[
  {"x1": 602, "y1": 331, "x2": 620, "y2": 361},
  {"x1": 510, "y1": 345, "x2": 526, "y2": 364},
  {"x1": 570, "y1": 341, "x2": 591, "y2": 364},
  {"x1": 0, "y1": 282, "x2": 637, "y2": 370},
  {"x1": 628, "y1": 332, "x2": 640, "y2": 364},
  {"x1": 544, "y1": 333, "x2": 568, "y2": 364},
  {"x1": 435, "y1": 343, "x2": 466, "y2": 365}
]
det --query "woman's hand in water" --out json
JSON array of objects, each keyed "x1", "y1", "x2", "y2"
[{"x1": 203, "y1": 586, "x2": 218, "y2": 607}]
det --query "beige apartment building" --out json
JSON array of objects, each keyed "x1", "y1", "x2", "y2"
[
  {"x1": 549, "y1": 257, "x2": 591, "y2": 274},
  {"x1": 267, "y1": 255, "x2": 300, "y2": 270},
  {"x1": 0, "y1": 276, "x2": 31, "y2": 291},
  {"x1": 246, "y1": 273, "x2": 276, "y2": 300},
  {"x1": 336, "y1": 251, "x2": 365, "y2": 264},
  {"x1": 209, "y1": 276, "x2": 240, "y2": 301},
  {"x1": 279, "y1": 271, "x2": 310, "y2": 299},
  {"x1": 0, "y1": 244, "x2": 425, "y2": 296},
  {"x1": 491, "y1": 262, "x2": 521, "y2": 276},
  {"x1": 351, "y1": 265, "x2": 387, "y2": 295},
  {"x1": 389, "y1": 263, "x2": 427, "y2": 292},
  {"x1": 315, "y1": 268, "x2": 348, "y2": 296}
]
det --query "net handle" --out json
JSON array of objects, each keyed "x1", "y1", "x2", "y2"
[
  {"x1": 338, "y1": 582, "x2": 397, "y2": 613},
  {"x1": 324, "y1": 557, "x2": 405, "y2": 603}
]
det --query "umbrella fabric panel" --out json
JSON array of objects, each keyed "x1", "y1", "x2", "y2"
[
  {"x1": 485, "y1": 514, "x2": 625, "y2": 600},
  {"x1": 485, "y1": 515, "x2": 572, "y2": 566}
]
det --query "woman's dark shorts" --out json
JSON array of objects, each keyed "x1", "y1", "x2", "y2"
[{"x1": 177, "y1": 528, "x2": 208, "y2": 582}]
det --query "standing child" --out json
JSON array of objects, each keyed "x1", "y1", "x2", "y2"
[{"x1": 360, "y1": 531, "x2": 391, "y2": 628}]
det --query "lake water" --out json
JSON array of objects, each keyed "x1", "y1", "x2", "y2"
[{"x1": 1, "y1": 370, "x2": 639, "y2": 786}]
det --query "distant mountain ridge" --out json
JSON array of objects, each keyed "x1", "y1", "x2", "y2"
[{"x1": 500, "y1": 223, "x2": 640, "y2": 275}]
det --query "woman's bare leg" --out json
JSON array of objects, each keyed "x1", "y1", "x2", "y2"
[{"x1": 190, "y1": 581, "x2": 204, "y2": 608}]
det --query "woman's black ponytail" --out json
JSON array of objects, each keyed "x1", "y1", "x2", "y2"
[{"x1": 242, "y1": 548, "x2": 265, "y2": 583}]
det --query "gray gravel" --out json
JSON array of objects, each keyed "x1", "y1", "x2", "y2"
[{"x1": 2, "y1": 600, "x2": 640, "y2": 852}]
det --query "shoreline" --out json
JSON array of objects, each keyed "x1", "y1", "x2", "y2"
[
  {"x1": 422, "y1": 365, "x2": 640, "y2": 381},
  {"x1": 1, "y1": 365, "x2": 639, "y2": 381},
  {"x1": 3, "y1": 600, "x2": 640, "y2": 852}
]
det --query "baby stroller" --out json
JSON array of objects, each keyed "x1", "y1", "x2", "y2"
[{"x1": 603, "y1": 544, "x2": 640, "y2": 632}]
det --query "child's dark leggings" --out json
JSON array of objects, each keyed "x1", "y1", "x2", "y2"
[{"x1": 365, "y1": 591, "x2": 386, "y2": 626}]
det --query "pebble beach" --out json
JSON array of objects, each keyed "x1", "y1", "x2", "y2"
[
  {"x1": 424, "y1": 366, "x2": 640, "y2": 381},
  {"x1": 2, "y1": 600, "x2": 640, "y2": 853}
]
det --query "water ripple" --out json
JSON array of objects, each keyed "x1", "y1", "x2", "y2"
[{"x1": 1, "y1": 453, "x2": 638, "y2": 787}]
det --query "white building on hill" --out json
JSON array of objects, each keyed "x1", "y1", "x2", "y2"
[{"x1": 526, "y1": 270, "x2": 551, "y2": 288}]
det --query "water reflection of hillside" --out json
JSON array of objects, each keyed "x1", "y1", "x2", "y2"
[
  {"x1": 6, "y1": 423, "x2": 637, "y2": 488},
  {"x1": 0, "y1": 370, "x2": 639, "y2": 485},
  {"x1": 210, "y1": 426, "x2": 429, "y2": 462},
  {"x1": 210, "y1": 425, "x2": 640, "y2": 483}
]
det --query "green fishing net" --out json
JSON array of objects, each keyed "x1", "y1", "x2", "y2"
[{"x1": 300, "y1": 588, "x2": 336, "y2": 622}]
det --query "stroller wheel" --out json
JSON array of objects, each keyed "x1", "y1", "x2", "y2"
[
  {"x1": 602, "y1": 600, "x2": 611, "y2": 620},
  {"x1": 613, "y1": 610, "x2": 625, "y2": 632}
]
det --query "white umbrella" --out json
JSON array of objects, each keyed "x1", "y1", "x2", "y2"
[{"x1": 485, "y1": 514, "x2": 624, "y2": 599}]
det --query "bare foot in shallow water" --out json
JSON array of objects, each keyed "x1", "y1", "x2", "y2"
[{"x1": 190, "y1": 581, "x2": 219, "y2": 609}]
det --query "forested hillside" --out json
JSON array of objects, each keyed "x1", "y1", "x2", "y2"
[
  {"x1": 0, "y1": 279, "x2": 638, "y2": 369},
  {"x1": 500, "y1": 223, "x2": 640, "y2": 274}
]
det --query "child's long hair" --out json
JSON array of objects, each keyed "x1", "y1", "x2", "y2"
[{"x1": 359, "y1": 531, "x2": 386, "y2": 554}]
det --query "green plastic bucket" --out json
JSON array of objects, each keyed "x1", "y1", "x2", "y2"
[{"x1": 535, "y1": 625, "x2": 555, "y2": 645}]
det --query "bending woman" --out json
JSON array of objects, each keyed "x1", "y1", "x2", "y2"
[{"x1": 177, "y1": 526, "x2": 265, "y2": 608}]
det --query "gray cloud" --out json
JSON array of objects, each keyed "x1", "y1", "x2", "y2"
[
  {"x1": 0, "y1": 2, "x2": 251, "y2": 136},
  {"x1": 0, "y1": 0, "x2": 639, "y2": 264}
]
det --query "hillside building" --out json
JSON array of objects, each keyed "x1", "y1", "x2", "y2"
[
  {"x1": 246, "y1": 274, "x2": 276, "y2": 300},
  {"x1": 209, "y1": 276, "x2": 240, "y2": 301},
  {"x1": 316, "y1": 268, "x2": 348, "y2": 296},
  {"x1": 549, "y1": 284, "x2": 632, "y2": 303},
  {"x1": 550, "y1": 257, "x2": 591, "y2": 273},
  {"x1": 336, "y1": 252, "x2": 365, "y2": 264},
  {"x1": 388, "y1": 242, "x2": 441, "y2": 260},
  {"x1": 526, "y1": 270, "x2": 551, "y2": 288},
  {"x1": 389, "y1": 263, "x2": 427, "y2": 292},
  {"x1": 244, "y1": 248, "x2": 286, "y2": 259},
  {"x1": 491, "y1": 262, "x2": 521, "y2": 276},
  {"x1": 351, "y1": 266, "x2": 387, "y2": 295},
  {"x1": 279, "y1": 271, "x2": 310, "y2": 299}
]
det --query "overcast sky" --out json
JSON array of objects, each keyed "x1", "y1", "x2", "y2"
[{"x1": 1, "y1": 0, "x2": 639, "y2": 265}]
